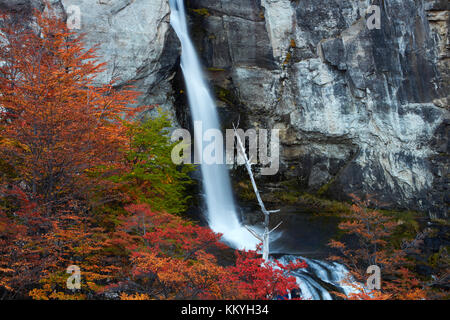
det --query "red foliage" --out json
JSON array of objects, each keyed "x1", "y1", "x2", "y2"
[
  {"x1": 224, "y1": 248, "x2": 307, "y2": 300},
  {"x1": 0, "y1": 187, "x2": 53, "y2": 298},
  {"x1": 108, "y1": 204, "x2": 306, "y2": 300}
]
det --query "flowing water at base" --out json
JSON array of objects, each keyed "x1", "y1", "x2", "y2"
[{"x1": 278, "y1": 255, "x2": 357, "y2": 300}]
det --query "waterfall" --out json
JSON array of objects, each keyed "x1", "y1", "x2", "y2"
[
  {"x1": 168, "y1": 0, "x2": 361, "y2": 300},
  {"x1": 169, "y1": 0, "x2": 259, "y2": 250}
]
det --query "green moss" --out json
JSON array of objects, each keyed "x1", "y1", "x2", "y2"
[
  {"x1": 316, "y1": 178, "x2": 336, "y2": 197},
  {"x1": 260, "y1": 182, "x2": 351, "y2": 217},
  {"x1": 381, "y1": 209, "x2": 422, "y2": 244},
  {"x1": 431, "y1": 218, "x2": 450, "y2": 227},
  {"x1": 235, "y1": 181, "x2": 257, "y2": 201},
  {"x1": 271, "y1": 190, "x2": 302, "y2": 204},
  {"x1": 300, "y1": 193, "x2": 351, "y2": 216},
  {"x1": 428, "y1": 246, "x2": 450, "y2": 268},
  {"x1": 261, "y1": 179, "x2": 350, "y2": 215},
  {"x1": 208, "y1": 67, "x2": 225, "y2": 72},
  {"x1": 192, "y1": 8, "x2": 210, "y2": 17},
  {"x1": 214, "y1": 86, "x2": 237, "y2": 106},
  {"x1": 279, "y1": 179, "x2": 302, "y2": 189}
]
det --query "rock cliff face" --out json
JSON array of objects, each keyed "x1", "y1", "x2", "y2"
[
  {"x1": 0, "y1": 0, "x2": 180, "y2": 120},
  {"x1": 186, "y1": 0, "x2": 449, "y2": 218},
  {"x1": 61, "y1": 0, "x2": 180, "y2": 120},
  {"x1": 2, "y1": 0, "x2": 448, "y2": 217}
]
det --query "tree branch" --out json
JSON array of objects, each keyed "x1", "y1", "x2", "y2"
[
  {"x1": 244, "y1": 225, "x2": 263, "y2": 242},
  {"x1": 269, "y1": 221, "x2": 283, "y2": 234}
]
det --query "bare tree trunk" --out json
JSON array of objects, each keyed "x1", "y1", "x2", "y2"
[{"x1": 233, "y1": 124, "x2": 281, "y2": 261}]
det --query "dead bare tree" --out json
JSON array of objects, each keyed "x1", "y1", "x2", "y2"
[{"x1": 233, "y1": 123, "x2": 282, "y2": 261}]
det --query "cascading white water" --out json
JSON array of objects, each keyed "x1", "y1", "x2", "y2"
[
  {"x1": 278, "y1": 255, "x2": 358, "y2": 300},
  {"x1": 169, "y1": 0, "x2": 259, "y2": 250},
  {"x1": 169, "y1": 0, "x2": 362, "y2": 300}
]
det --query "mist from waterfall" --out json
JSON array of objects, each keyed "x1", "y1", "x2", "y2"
[{"x1": 169, "y1": 0, "x2": 259, "y2": 250}]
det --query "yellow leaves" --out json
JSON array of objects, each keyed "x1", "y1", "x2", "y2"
[
  {"x1": 29, "y1": 289, "x2": 50, "y2": 300},
  {"x1": 290, "y1": 39, "x2": 297, "y2": 48},
  {"x1": 49, "y1": 291, "x2": 86, "y2": 300},
  {"x1": 0, "y1": 136, "x2": 30, "y2": 152},
  {"x1": 120, "y1": 293, "x2": 150, "y2": 300},
  {"x1": 164, "y1": 174, "x2": 174, "y2": 184}
]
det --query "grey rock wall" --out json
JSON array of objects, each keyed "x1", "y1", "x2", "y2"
[
  {"x1": 187, "y1": 0, "x2": 449, "y2": 217},
  {"x1": 60, "y1": 0, "x2": 179, "y2": 120},
  {"x1": 0, "y1": 0, "x2": 180, "y2": 121}
]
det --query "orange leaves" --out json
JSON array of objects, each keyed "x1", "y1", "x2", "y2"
[
  {"x1": 0, "y1": 5, "x2": 142, "y2": 212},
  {"x1": 328, "y1": 195, "x2": 429, "y2": 300},
  {"x1": 345, "y1": 287, "x2": 391, "y2": 300},
  {"x1": 129, "y1": 247, "x2": 223, "y2": 299},
  {"x1": 120, "y1": 293, "x2": 151, "y2": 300},
  {"x1": 28, "y1": 213, "x2": 123, "y2": 300},
  {"x1": 329, "y1": 240, "x2": 346, "y2": 250}
]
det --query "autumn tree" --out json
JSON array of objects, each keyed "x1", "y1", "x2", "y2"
[
  {"x1": 0, "y1": 5, "x2": 139, "y2": 299},
  {"x1": 0, "y1": 6, "x2": 138, "y2": 214},
  {"x1": 328, "y1": 195, "x2": 428, "y2": 300},
  {"x1": 28, "y1": 209, "x2": 123, "y2": 300}
]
